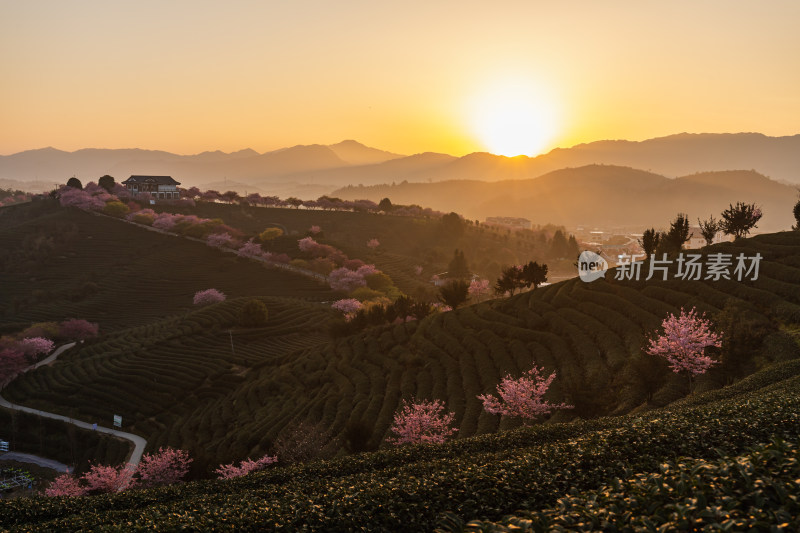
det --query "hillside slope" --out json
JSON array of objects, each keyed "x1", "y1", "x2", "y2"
[
  {"x1": 5, "y1": 230, "x2": 800, "y2": 475},
  {"x1": 3, "y1": 359, "x2": 799, "y2": 530}
]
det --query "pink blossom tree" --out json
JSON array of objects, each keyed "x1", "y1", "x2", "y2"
[
  {"x1": 329, "y1": 268, "x2": 367, "y2": 292},
  {"x1": 193, "y1": 288, "x2": 226, "y2": 306},
  {"x1": 478, "y1": 364, "x2": 572, "y2": 424},
  {"x1": 646, "y1": 307, "x2": 722, "y2": 387},
  {"x1": 206, "y1": 232, "x2": 234, "y2": 248},
  {"x1": 135, "y1": 447, "x2": 192, "y2": 488},
  {"x1": 468, "y1": 279, "x2": 491, "y2": 301},
  {"x1": 44, "y1": 474, "x2": 86, "y2": 497},
  {"x1": 388, "y1": 398, "x2": 458, "y2": 445},
  {"x1": 237, "y1": 239, "x2": 266, "y2": 259},
  {"x1": 366, "y1": 238, "x2": 380, "y2": 249},
  {"x1": 0, "y1": 348, "x2": 27, "y2": 382},
  {"x1": 82, "y1": 463, "x2": 136, "y2": 493},
  {"x1": 414, "y1": 265, "x2": 423, "y2": 276},
  {"x1": 332, "y1": 298, "x2": 363, "y2": 320},
  {"x1": 152, "y1": 213, "x2": 179, "y2": 231},
  {"x1": 214, "y1": 453, "x2": 277, "y2": 480},
  {"x1": 309, "y1": 225, "x2": 321, "y2": 234},
  {"x1": 16, "y1": 337, "x2": 55, "y2": 357},
  {"x1": 58, "y1": 319, "x2": 100, "y2": 341}
]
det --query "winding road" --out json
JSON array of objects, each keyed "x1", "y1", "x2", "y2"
[{"x1": 0, "y1": 342, "x2": 147, "y2": 483}]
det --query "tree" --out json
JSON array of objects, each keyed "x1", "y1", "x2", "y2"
[
  {"x1": 286, "y1": 197, "x2": 303, "y2": 209},
  {"x1": 646, "y1": 307, "x2": 722, "y2": 389},
  {"x1": 16, "y1": 337, "x2": 55, "y2": 357},
  {"x1": 520, "y1": 261, "x2": 548, "y2": 289},
  {"x1": 387, "y1": 398, "x2": 458, "y2": 445},
  {"x1": 662, "y1": 213, "x2": 690, "y2": 254},
  {"x1": 438, "y1": 279, "x2": 470, "y2": 310},
  {"x1": 215, "y1": 453, "x2": 277, "y2": 479},
  {"x1": 98, "y1": 175, "x2": 116, "y2": 193},
  {"x1": 447, "y1": 249, "x2": 470, "y2": 279},
  {"x1": 240, "y1": 299, "x2": 268, "y2": 327},
  {"x1": 698, "y1": 215, "x2": 720, "y2": 247},
  {"x1": 720, "y1": 201, "x2": 762, "y2": 239},
  {"x1": 714, "y1": 300, "x2": 773, "y2": 382},
  {"x1": 639, "y1": 228, "x2": 662, "y2": 260},
  {"x1": 259, "y1": 227, "x2": 283, "y2": 241},
  {"x1": 468, "y1": 279, "x2": 491, "y2": 301},
  {"x1": 366, "y1": 238, "x2": 380, "y2": 249},
  {"x1": 440, "y1": 212, "x2": 464, "y2": 238},
  {"x1": 495, "y1": 266, "x2": 522, "y2": 296},
  {"x1": 378, "y1": 197, "x2": 393, "y2": 212},
  {"x1": 135, "y1": 447, "x2": 192, "y2": 488},
  {"x1": 103, "y1": 201, "x2": 129, "y2": 218},
  {"x1": 66, "y1": 177, "x2": 83, "y2": 190},
  {"x1": 549, "y1": 230, "x2": 569, "y2": 258},
  {"x1": 193, "y1": 288, "x2": 226, "y2": 306},
  {"x1": 793, "y1": 195, "x2": 800, "y2": 230},
  {"x1": 478, "y1": 364, "x2": 572, "y2": 424},
  {"x1": 58, "y1": 319, "x2": 99, "y2": 341},
  {"x1": 44, "y1": 474, "x2": 86, "y2": 497},
  {"x1": 82, "y1": 463, "x2": 135, "y2": 493}
]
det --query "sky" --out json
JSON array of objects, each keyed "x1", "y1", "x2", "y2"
[{"x1": 1, "y1": 0, "x2": 798, "y2": 156}]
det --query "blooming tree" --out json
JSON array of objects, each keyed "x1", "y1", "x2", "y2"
[
  {"x1": 478, "y1": 364, "x2": 572, "y2": 423},
  {"x1": 0, "y1": 348, "x2": 26, "y2": 382},
  {"x1": 366, "y1": 238, "x2": 380, "y2": 249},
  {"x1": 206, "y1": 232, "x2": 234, "y2": 248},
  {"x1": 58, "y1": 319, "x2": 100, "y2": 341},
  {"x1": 332, "y1": 298, "x2": 362, "y2": 320},
  {"x1": 309, "y1": 225, "x2": 321, "y2": 234},
  {"x1": 214, "y1": 453, "x2": 277, "y2": 480},
  {"x1": 16, "y1": 337, "x2": 55, "y2": 357},
  {"x1": 152, "y1": 213, "x2": 179, "y2": 231},
  {"x1": 468, "y1": 278, "x2": 491, "y2": 300},
  {"x1": 82, "y1": 463, "x2": 136, "y2": 493},
  {"x1": 388, "y1": 398, "x2": 458, "y2": 445},
  {"x1": 414, "y1": 265, "x2": 423, "y2": 276},
  {"x1": 236, "y1": 239, "x2": 266, "y2": 259},
  {"x1": 44, "y1": 474, "x2": 86, "y2": 497},
  {"x1": 135, "y1": 447, "x2": 192, "y2": 488},
  {"x1": 193, "y1": 288, "x2": 226, "y2": 306},
  {"x1": 329, "y1": 268, "x2": 368, "y2": 292},
  {"x1": 646, "y1": 307, "x2": 722, "y2": 379}
]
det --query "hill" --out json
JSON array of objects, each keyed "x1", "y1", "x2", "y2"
[
  {"x1": 3, "y1": 359, "x2": 799, "y2": 530},
  {"x1": 333, "y1": 165, "x2": 797, "y2": 232},
  {"x1": 4, "y1": 220, "x2": 800, "y2": 479},
  {"x1": 0, "y1": 201, "x2": 335, "y2": 333}
]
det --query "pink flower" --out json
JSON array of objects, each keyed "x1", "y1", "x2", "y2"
[
  {"x1": 215, "y1": 453, "x2": 277, "y2": 479},
  {"x1": 478, "y1": 364, "x2": 572, "y2": 422},
  {"x1": 193, "y1": 289, "x2": 226, "y2": 306},
  {"x1": 646, "y1": 307, "x2": 722, "y2": 376}
]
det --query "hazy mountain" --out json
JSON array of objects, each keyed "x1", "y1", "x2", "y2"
[
  {"x1": 333, "y1": 165, "x2": 796, "y2": 233},
  {"x1": 2, "y1": 133, "x2": 799, "y2": 195},
  {"x1": 327, "y1": 140, "x2": 403, "y2": 165}
]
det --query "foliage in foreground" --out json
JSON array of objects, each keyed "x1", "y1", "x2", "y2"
[{"x1": 2, "y1": 360, "x2": 799, "y2": 531}]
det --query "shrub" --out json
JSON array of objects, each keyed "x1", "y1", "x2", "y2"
[
  {"x1": 240, "y1": 299, "x2": 268, "y2": 327},
  {"x1": 103, "y1": 201, "x2": 129, "y2": 218},
  {"x1": 193, "y1": 289, "x2": 226, "y2": 306}
]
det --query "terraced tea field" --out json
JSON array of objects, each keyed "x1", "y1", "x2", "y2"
[
  {"x1": 3, "y1": 297, "x2": 335, "y2": 473},
  {"x1": 0, "y1": 205, "x2": 335, "y2": 332}
]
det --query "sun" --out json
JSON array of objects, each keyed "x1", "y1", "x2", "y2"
[{"x1": 469, "y1": 81, "x2": 559, "y2": 157}]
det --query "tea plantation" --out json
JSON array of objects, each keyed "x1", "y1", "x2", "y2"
[{"x1": 2, "y1": 359, "x2": 798, "y2": 530}]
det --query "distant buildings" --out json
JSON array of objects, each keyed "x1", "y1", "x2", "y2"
[
  {"x1": 484, "y1": 216, "x2": 532, "y2": 230},
  {"x1": 121, "y1": 175, "x2": 181, "y2": 200}
]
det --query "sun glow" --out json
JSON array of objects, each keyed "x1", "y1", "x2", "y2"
[{"x1": 470, "y1": 80, "x2": 560, "y2": 157}]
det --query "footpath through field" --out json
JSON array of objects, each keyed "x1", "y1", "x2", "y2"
[{"x1": 0, "y1": 342, "x2": 147, "y2": 486}]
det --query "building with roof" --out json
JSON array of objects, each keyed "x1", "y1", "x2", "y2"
[{"x1": 121, "y1": 175, "x2": 181, "y2": 200}]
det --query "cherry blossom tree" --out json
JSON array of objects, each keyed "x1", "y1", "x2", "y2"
[
  {"x1": 646, "y1": 307, "x2": 722, "y2": 384},
  {"x1": 44, "y1": 474, "x2": 86, "y2": 497},
  {"x1": 329, "y1": 268, "x2": 368, "y2": 292},
  {"x1": 82, "y1": 463, "x2": 136, "y2": 493},
  {"x1": 478, "y1": 364, "x2": 572, "y2": 424},
  {"x1": 387, "y1": 398, "x2": 458, "y2": 445},
  {"x1": 58, "y1": 319, "x2": 100, "y2": 341},
  {"x1": 468, "y1": 278, "x2": 491, "y2": 301},
  {"x1": 16, "y1": 337, "x2": 55, "y2": 357},
  {"x1": 206, "y1": 232, "x2": 234, "y2": 248},
  {"x1": 152, "y1": 213, "x2": 179, "y2": 231},
  {"x1": 135, "y1": 447, "x2": 192, "y2": 488},
  {"x1": 414, "y1": 265, "x2": 423, "y2": 276},
  {"x1": 193, "y1": 289, "x2": 226, "y2": 306},
  {"x1": 0, "y1": 348, "x2": 26, "y2": 382},
  {"x1": 366, "y1": 238, "x2": 380, "y2": 249},
  {"x1": 332, "y1": 298, "x2": 362, "y2": 320},
  {"x1": 214, "y1": 453, "x2": 277, "y2": 480},
  {"x1": 237, "y1": 239, "x2": 266, "y2": 259},
  {"x1": 309, "y1": 225, "x2": 321, "y2": 234}
]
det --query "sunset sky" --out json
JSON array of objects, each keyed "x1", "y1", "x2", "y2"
[{"x1": 1, "y1": 0, "x2": 798, "y2": 157}]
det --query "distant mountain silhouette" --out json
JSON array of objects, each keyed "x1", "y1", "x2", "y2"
[
  {"x1": 333, "y1": 165, "x2": 796, "y2": 233},
  {"x1": 2, "y1": 133, "x2": 799, "y2": 197}
]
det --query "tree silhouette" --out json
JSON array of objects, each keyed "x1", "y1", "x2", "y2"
[
  {"x1": 698, "y1": 215, "x2": 720, "y2": 246},
  {"x1": 98, "y1": 175, "x2": 115, "y2": 193},
  {"x1": 720, "y1": 202, "x2": 762, "y2": 239},
  {"x1": 438, "y1": 279, "x2": 469, "y2": 309}
]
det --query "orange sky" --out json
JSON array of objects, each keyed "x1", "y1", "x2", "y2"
[{"x1": 1, "y1": 1, "x2": 798, "y2": 156}]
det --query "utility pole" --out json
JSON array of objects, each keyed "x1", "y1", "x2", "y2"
[{"x1": 228, "y1": 330, "x2": 235, "y2": 354}]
